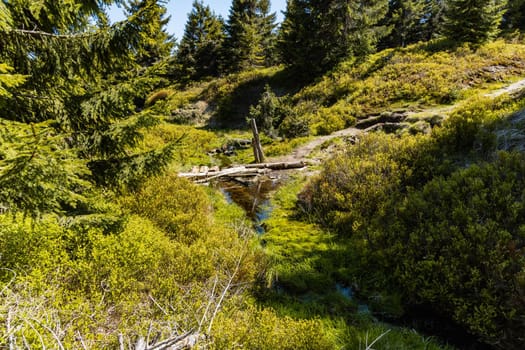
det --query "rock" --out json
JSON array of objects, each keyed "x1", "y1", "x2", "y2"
[{"x1": 355, "y1": 111, "x2": 408, "y2": 129}]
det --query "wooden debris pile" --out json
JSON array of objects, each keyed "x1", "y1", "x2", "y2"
[{"x1": 178, "y1": 161, "x2": 307, "y2": 183}]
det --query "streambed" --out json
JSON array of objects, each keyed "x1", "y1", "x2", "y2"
[{"x1": 216, "y1": 177, "x2": 494, "y2": 350}]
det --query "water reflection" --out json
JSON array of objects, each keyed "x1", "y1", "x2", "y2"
[{"x1": 216, "y1": 177, "x2": 280, "y2": 232}]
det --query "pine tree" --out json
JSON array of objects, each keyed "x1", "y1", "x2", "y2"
[
  {"x1": 279, "y1": 0, "x2": 389, "y2": 76},
  {"x1": 442, "y1": 0, "x2": 507, "y2": 44},
  {"x1": 177, "y1": 1, "x2": 225, "y2": 80},
  {"x1": 423, "y1": 0, "x2": 447, "y2": 40},
  {"x1": 124, "y1": 0, "x2": 175, "y2": 68},
  {"x1": 0, "y1": 0, "x2": 174, "y2": 217},
  {"x1": 502, "y1": 0, "x2": 525, "y2": 31},
  {"x1": 223, "y1": 0, "x2": 277, "y2": 72},
  {"x1": 381, "y1": 0, "x2": 428, "y2": 48}
]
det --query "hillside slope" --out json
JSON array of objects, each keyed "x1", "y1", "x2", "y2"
[{"x1": 155, "y1": 40, "x2": 525, "y2": 138}]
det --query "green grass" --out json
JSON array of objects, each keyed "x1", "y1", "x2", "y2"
[{"x1": 256, "y1": 175, "x2": 453, "y2": 349}]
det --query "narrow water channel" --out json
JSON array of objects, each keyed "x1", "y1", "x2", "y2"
[{"x1": 217, "y1": 177, "x2": 495, "y2": 350}]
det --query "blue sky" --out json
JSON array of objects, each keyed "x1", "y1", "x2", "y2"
[{"x1": 108, "y1": 0, "x2": 287, "y2": 41}]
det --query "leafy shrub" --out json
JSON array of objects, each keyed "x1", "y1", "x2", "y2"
[
  {"x1": 0, "y1": 215, "x2": 69, "y2": 283},
  {"x1": 373, "y1": 152, "x2": 525, "y2": 346},
  {"x1": 312, "y1": 102, "x2": 356, "y2": 135},
  {"x1": 278, "y1": 111, "x2": 311, "y2": 138},
  {"x1": 304, "y1": 96, "x2": 525, "y2": 348},
  {"x1": 306, "y1": 133, "x2": 405, "y2": 235},
  {"x1": 211, "y1": 305, "x2": 334, "y2": 349},
  {"x1": 123, "y1": 174, "x2": 212, "y2": 244}
]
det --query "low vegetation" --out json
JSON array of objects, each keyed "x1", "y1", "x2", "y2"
[
  {"x1": 302, "y1": 93, "x2": 525, "y2": 349},
  {"x1": 2, "y1": 0, "x2": 525, "y2": 346}
]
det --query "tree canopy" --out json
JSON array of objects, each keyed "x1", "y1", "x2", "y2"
[
  {"x1": 442, "y1": 0, "x2": 507, "y2": 44},
  {"x1": 177, "y1": 0, "x2": 225, "y2": 80},
  {"x1": 278, "y1": 0, "x2": 390, "y2": 76},
  {"x1": 0, "y1": 0, "x2": 174, "y2": 217},
  {"x1": 223, "y1": 0, "x2": 277, "y2": 72}
]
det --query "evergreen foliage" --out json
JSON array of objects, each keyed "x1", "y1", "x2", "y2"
[
  {"x1": 2, "y1": 0, "x2": 525, "y2": 346},
  {"x1": 381, "y1": 0, "x2": 430, "y2": 47},
  {"x1": 177, "y1": 1, "x2": 225, "y2": 81},
  {"x1": 442, "y1": 0, "x2": 507, "y2": 44},
  {"x1": 223, "y1": 0, "x2": 277, "y2": 72},
  {"x1": 248, "y1": 85, "x2": 290, "y2": 137},
  {"x1": 0, "y1": 0, "x2": 174, "y2": 216},
  {"x1": 502, "y1": 0, "x2": 525, "y2": 31},
  {"x1": 424, "y1": 0, "x2": 447, "y2": 40},
  {"x1": 278, "y1": 0, "x2": 390, "y2": 76},
  {"x1": 123, "y1": 0, "x2": 175, "y2": 68}
]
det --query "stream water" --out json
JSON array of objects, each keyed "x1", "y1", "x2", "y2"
[{"x1": 215, "y1": 177, "x2": 280, "y2": 233}]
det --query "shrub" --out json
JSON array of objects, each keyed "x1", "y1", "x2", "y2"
[
  {"x1": 304, "y1": 97, "x2": 525, "y2": 348},
  {"x1": 211, "y1": 305, "x2": 334, "y2": 349},
  {"x1": 0, "y1": 215, "x2": 69, "y2": 283},
  {"x1": 374, "y1": 152, "x2": 525, "y2": 346},
  {"x1": 306, "y1": 133, "x2": 405, "y2": 235},
  {"x1": 249, "y1": 85, "x2": 291, "y2": 138},
  {"x1": 123, "y1": 174, "x2": 212, "y2": 244}
]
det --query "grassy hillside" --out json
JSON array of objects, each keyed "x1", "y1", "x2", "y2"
[
  {"x1": 136, "y1": 39, "x2": 525, "y2": 349},
  {"x1": 156, "y1": 40, "x2": 525, "y2": 137}
]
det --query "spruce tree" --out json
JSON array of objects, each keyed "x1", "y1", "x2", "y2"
[
  {"x1": 0, "y1": 0, "x2": 174, "y2": 217},
  {"x1": 223, "y1": 0, "x2": 277, "y2": 72},
  {"x1": 279, "y1": 0, "x2": 389, "y2": 76},
  {"x1": 442, "y1": 0, "x2": 507, "y2": 44},
  {"x1": 423, "y1": 0, "x2": 447, "y2": 40},
  {"x1": 502, "y1": 0, "x2": 525, "y2": 31},
  {"x1": 381, "y1": 0, "x2": 428, "y2": 48},
  {"x1": 124, "y1": 0, "x2": 175, "y2": 68},
  {"x1": 177, "y1": 1, "x2": 225, "y2": 80}
]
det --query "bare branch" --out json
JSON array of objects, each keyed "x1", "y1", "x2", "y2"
[
  {"x1": 7, "y1": 307, "x2": 15, "y2": 350},
  {"x1": 146, "y1": 330, "x2": 194, "y2": 350},
  {"x1": 148, "y1": 294, "x2": 169, "y2": 316},
  {"x1": 207, "y1": 252, "x2": 244, "y2": 335},
  {"x1": 198, "y1": 275, "x2": 218, "y2": 333},
  {"x1": 118, "y1": 333, "x2": 125, "y2": 350},
  {"x1": 366, "y1": 329, "x2": 391, "y2": 350},
  {"x1": 10, "y1": 28, "x2": 97, "y2": 39},
  {"x1": 76, "y1": 331, "x2": 88, "y2": 350}
]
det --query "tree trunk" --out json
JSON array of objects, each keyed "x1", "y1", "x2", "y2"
[{"x1": 250, "y1": 118, "x2": 265, "y2": 163}]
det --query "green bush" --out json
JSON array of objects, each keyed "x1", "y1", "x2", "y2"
[
  {"x1": 249, "y1": 85, "x2": 294, "y2": 138},
  {"x1": 306, "y1": 133, "x2": 405, "y2": 235},
  {"x1": 304, "y1": 97, "x2": 525, "y2": 348},
  {"x1": 375, "y1": 153, "x2": 525, "y2": 345},
  {"x1": 211, "y1": 305, "x2": 334, "y2": 349},
  {"x1": 123, "y1": 174, "x2": 212, "y2": 244}
]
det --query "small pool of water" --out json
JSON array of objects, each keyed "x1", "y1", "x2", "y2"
[{"x1": 215, "y1": 177, "x2": 281, "y2": 232}]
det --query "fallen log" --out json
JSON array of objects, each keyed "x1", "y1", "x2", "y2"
[
  {"x1": 245, "y1": 161, "x2": 307, "y2": 170},
  {"x1": 178, "y1": 161, "x2": 307, "y2": 182},
  {"x1": 179, "y1": 166, "x2": 270, "y2": 183}
]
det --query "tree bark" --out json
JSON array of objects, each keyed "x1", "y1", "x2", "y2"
[{"x1": 250, "y1": 118, "x2": 265, "y2": 163}]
